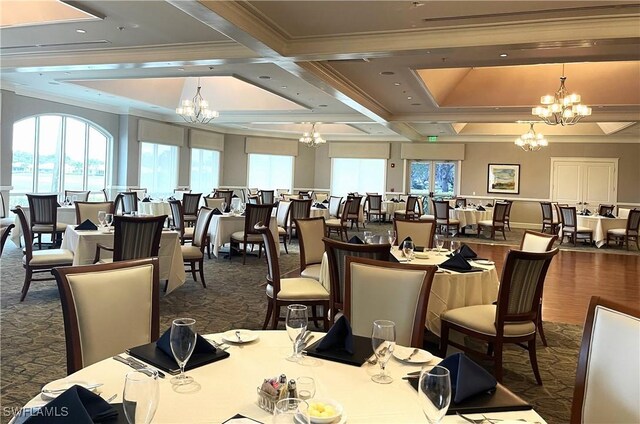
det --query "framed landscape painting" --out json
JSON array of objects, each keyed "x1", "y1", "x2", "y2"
[{"x1": 487, "y1": 164, "x2": 520, "y2": 194}]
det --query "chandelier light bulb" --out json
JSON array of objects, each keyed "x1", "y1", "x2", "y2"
[
  {"x1": 175, "y1": 77, "x2": 219, "y2": 124},
  {"x1": 533, "y1": 65, "x2": 591, "y2": 126},
  {"x1": 515, "y1": 123, "x2": 548, "y2": 152},
  {"x1": 299, "y1": 123, "x2": 326, "y2": 148}
]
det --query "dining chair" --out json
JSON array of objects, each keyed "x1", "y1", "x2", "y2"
[
  {"x1": 247, "y1": 196, "x2": 260, "y2": 205},
  {"x1": 130, "y1": 188, "x2": 147, "y2": 201},
  {"x1": 181, "y1": 207, "x2": 215, "y2": 288},
  {"x1": 64, "y1": 190, "x2": 90, "y2": 202},
  {"x1": 478, "y1": 202, "x2": 509, "y2": 240},
  {"x1": 345, "y1": 195, "x2": 364, "y2": 230},
  {"x1": 255, "y1": 223, "x2": 329, "y2": 331},
  {"x1": 440, "y1": 248, "x2": 559, "y2": 384},
  {"x1": 182, "y1": 193, "x2": 202, "y2": 225},
  {"x1": 344, "y1": 257, "x2": 436, "y2": 348},
  {"x1": 169, "y1": 200, "x2": 194, "y2": 245},
  {"x1": 455, "y1": 198, "x2": 467, "y2": 208},
  {"x1": 288, "y1": 199, "x2": 312, "y2": 240},
  {"x1": 230, "y1": 203, "x2": 272, "y2": 264},
  {"x1": 366, "y1": 194, "x2": 385, "y2": 224},
  {"x1": 328, "y1": 196, "x2": 343, "y2": 218},
  {"x1": 432, "y1": 199, "x2": 460, "y2": 235},
  {"x1": 617, "y1": 207, "x2": 631, "y2": 219},
  {"x1": 12, "y1": 207, "x2": 74, "y2": 301},
  {"x1": 559, "y1": 206, "x2": 593, "y2": 246},
  {"x1": 53, "y1": 258, "x2": 160, "y2": 374},
  {"x1": 502, "y1": 199, "x2": 513, "y2": 230},
  {"x1": 94, "y1": 215, "x2": 166, "y2": 263},
  {"x1": 325, "y1": 199, "x2": 351, "y2": 241},
  {"x1": 213, "y1": 189, "x2": 233, "y2": 208},
  {"x1": 0, "y1": 192, "x2": 13, "y2": 228},
  {"x1": 519, "y1": 230, "x2": 558, "y2": 347},
  {"x1": 275, "y1": 201, "x2": 292, "y2": 253},
  {"x1": 540, "y1": 202, "x2": 560, "y2": 234},
  {"x1": 203, "y1": 197, "x2": 225, "y2": 212},
  {"x1": 260, "y1": 190, "x2": 275, "y2": 205},
  {"x1": 295, "y1": 217, "x2": 326, "y2": 281},
  {"x1": 114, "y1": 192, "x2": 138, "y2": 215},
  {"x1": 100, "y1": 188, "x2": 109, "y2": 202},
  {"x1": 570, "y1": 296, "x2": 640, "y2": 424},
  {"x1": 393, "y1": 217, "x2": 436, "y2": 249},
  {"x1": 322, "y1": 237, "x2": 391, "y2": 323},
  {"x1": 26, "y1": 194, "x2": 67, "y2": 249},
  {"x1": 597, "y1": 204, "x2": 615, "y2": 216},
  {"x1": 1, "y1": 223, "x2": 15, "y2": 256},
  {"x1": 74, "y1": 201, "x2": 114, "y2": 225},
  {"x1": 606, "y1": 208, "x2": 640, "y2": 250},
  {"x1": 298, "y1": 190, "x2": 312, "y2": 200}
]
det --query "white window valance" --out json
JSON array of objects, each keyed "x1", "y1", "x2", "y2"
[
  {"x1": 245, "y1": 137, "x2": 299, "y2": 156},
  {"x1": 328, "y1": 142, "x2": 390, "y2": 159},
  {"x1": 400, "y1": 143, "x2": 465, "y2": 160},
  {"x1": 190, "y1": 129, "x2": 224, "y2": 151},
  {"x1": 137, "y1": 120, "x2": 184, "y2": 147}
]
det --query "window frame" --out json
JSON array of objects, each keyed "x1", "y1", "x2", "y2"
[
  {"x1": 330, "y1": 157, "x2": 387, "y2": 198},
  {"x1": 407, "y1": 159, "x2": 460, "y2": 197},
  {"x1": 247, "y1": 153, "x2": 295, "y2": 193}
]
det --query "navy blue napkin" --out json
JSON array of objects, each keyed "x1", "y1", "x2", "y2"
[
  {"x1": 604, "y1": 212, "x2": 616, "y2": 218},
  {"x1": 392, "y1": 198, "x2": 399, "y2": 203},
  {"x1": 156, "y1": 328, "x2": 216, "y2": 361},
  {"x1": 486, "y1": 202, "x2": 494, "y2": 207},
  {"x1": 322, "y1": 199, "x2": 329, "y2": 203},
  {"x1": 439, "y1": 253, "x2": 472, "y2": 272},
  {"x1": 232, "y1": 194, "x2": 239, "y2": 198},
  {"x1": 168, "y1": 196, "x2": 176, "y2": 201},
  {"x1": 141, "y1": 197, "x2": 150, "y2": 202},
  {"x1": 348, "y1": 236, "x2": 364, "y2": 244},
  {"x1": 583, "y1": 209, "x2": 591, "y2": 215},
  {"x1": 316, "y1": 316, "x2": 354, "y2": 354},
  {"x1": 438, "y1": 353, "x2": 497, "y2": 403},
  {"x1": 212, "y1": 208, "x2": 223, "y2": 215},
  {"x1": 458, "y1": 244, "x2": 477, "y2": 259},
  {"x1": 476, "y1": 205, "x2": 486, "y2": 211},
  {"x1": 24, "y1": 385, "x2": 117, "y2": 423},
  {"x1": 399, "y1": 199, "x2": 406, "y2": 202},
  {"x1": 76, "y1": 219, "x2": 98, "y2": 231},
  {"x1": 315, "y1": 203, "x2": 327, "y2": 209}
]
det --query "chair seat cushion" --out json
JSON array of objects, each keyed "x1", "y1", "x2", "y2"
[
  {"x1": 300, "y1": 264, "x2": 321, "y2": 281},
  {"x1": 442, "y1": 304, "x2": 536, "y2": 337},
  {"x1": 24, "y1": 249, "x2": 74, "y2": 266},
  {"x1": 183, "y1": 227, "x2": 195, "y2": 238},
  {"x1": 419, "y1": 215, "x2": 435, "y2": 221},
  {"x1": 181, "y1": 245, "x2": 203, "y2": 260},
  {"x1": 231, "y1": 231, "x2": 262, "y2": 242},
  {"x1": 266, "y1": 278, "x2": 329, "y2": 301},
  {"x1": 478, "y1": 220, "x2": 503, "y2": 227},
  {"x1": 325, "y1": 219, "x2": 344, "y2": 227},
  {"x1": 278, "y1": 226, "x2": 287, "y2": 235},
  {"x1": 608, "y1": 228, "x2": 636, "y2": 236},
  {"x1": 184, "y1": 214, "x2": 198, "y2": 221},
  {"x1": 395, "y1": 210, "x2": 407, "y2": 215},
  {"x1": 437, "y1": 218, "x2": 460, "y2": 225},
  {"x1": 32, "y1": 222, "x2": 67, "y2": 232},
  {"x1": 565, "y1": 226, "x2": 593, "y2": 233}
]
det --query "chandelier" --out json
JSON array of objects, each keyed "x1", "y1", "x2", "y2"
[
  {"x1": 175, "y1": 78, "x2": 219, "y2": 124},
  {"x1": 515, "y1": 123, "x2": 548, "y2": 152},
  {"x1": 299, "y1": 122, "x2": 326, "y2": 148},
  {"x1": 532, "y1": 64, "x2": 591, "y2": 126}
]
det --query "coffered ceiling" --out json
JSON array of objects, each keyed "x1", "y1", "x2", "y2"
[{"x1": 2, "y1": 0, "x2": 639, "y2": 142}]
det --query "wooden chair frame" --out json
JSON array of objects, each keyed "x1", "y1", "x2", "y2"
[
  {"x1": 230, "y1": 203, "x2": 273, "y2": 264},
  {"x1": 326, "y1": 199, "x2": 352, "y2": 241},
  {"x1": 559, "y1": 206, "x2": 593, "y2": 246},
  {"x1": 295, "y1": 217, "x2": 326, "y2": 276},
  {"x1": 1, "y1": 223, "x2": 15, "y2": 256},
  {"x1": 26, "y1": 193, "x2": 64, "y2": 249},
  {"x1": 606, "y1": 208, "x2": 640, "y2": 250},
  {"x1": 432, "y1": 200, "x2": 460, "y2": 235},
  {"x1": 478, "y1": 202, "x2": 508, "y2": 240},
  {"x1": 182, "y1": 207, "x2": 214, "y2": 288},
  {"x1": 540, "y1": 202, "x2": 559, "y2": 234},
  {"x1": 275, "y1": 200, "x2": 292, "y2": 254},
  {"x1": 94, "y1": 215, "x2": 165, "y2": 262},
  {"x1": 365, "y1": 194, "x2": 385, "y2": 224},
  {"x1": 393, "y1": 217, "x2": 436, "y2": 249}
]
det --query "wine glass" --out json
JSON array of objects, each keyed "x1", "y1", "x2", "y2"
[
  {"x1": 296, "y1": 377, "x2": 316, "y2": 400},
  {"x1": 123, "y1": 369, "x2": 159, "y2": 424},
  {"x1": 371, "y1": 320, "x2": 395, "y2": 384},
  {"x1": 104, "y1": 213, "x2": 114, "y2": 232},
  {"x1": 285, "y1": 305, "x2": 308, "y2": 362},
  {"x1": 221, "y1": 202, "x2": 227, "y2": 213},
  {"x1": 170, "y1": 318, "x2": 197, "y2": 386},
  {"x1": 273, "y1": 398, "x2": 309, "y2": 424},
  {"x1": 387, "y1": 230, "x2": 397, "y2": 246},
  {"x1": 434, "y1": 234, "x2": 444, "y2": 255},
  {"x1": 363, "y1": 231, "x2": 373, "y2": 244},
  {"x1": 450, "y1": 240, "x2": 460, "y2": 254},
  {"x1": 97, "y1": 210, "x2": 106, "y2": 228},
  {"x1": 418, "y1": 365, "x2": 451, "y2": 424},
  {"x1": 402, "y1": 240, "x2": 415, "y2": 262}
]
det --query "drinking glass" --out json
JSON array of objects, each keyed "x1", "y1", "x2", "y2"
[
  {"x1": 170, "y1": 318, "x2": 197, "y2": 386},
  {"x1": 450, "y1": 240, "x2": 460, "y2": 254},
  {"x1": 97, "y1": 211, "x2": 106, "y2": 228},
  {"x1": 221, "y1": 202, "x2": 227, "y2": 213},
  {"x1": 296, "y1": 377, "x2": 316, "y2": 400},
  {"x1": 363, "y1": 231, "x2": 373, "y2": 244},
  {"x1": 104, "y1": 213, "x2": 114, "y2": 232},
  {"x1": 285, "y1": 305, "x2": 308, "y2": 362},
  {"x1": 371, "y1": 320, "x2": 396, "y2": 384},
  {"x1": 123, "y1": 369, "x2": 159, "y2": 424},
  {"x1": 273, "y1": 398, "x2": 309, "y2": 424},
  {"x1": 402, "y1": 240, "x2": 415, "y2": 262},
  {"x1": 434, "y1": 234, "x2": 444, "y2": 255},
  {"x1": 418, "y1": 365, "x2": 451, "y2": 424},
  {"x1": 72, "y1": 195, "x2": 78, "y2": 204},
  {"x1": 387, "y1": 230, "x2": 397, "y2": 246}
]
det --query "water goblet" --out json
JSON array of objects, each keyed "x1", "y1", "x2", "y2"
[
  {"x1": 221, "y1": 202, "x2": 227, "y2": 213},
  {"x1": 273, "y1": 398, "x2": 309, "y2": 424},
  {"x1": 363, "y1": 231, "x2": 374, "y2": 244},
  {"x1": 450, "y1": 240, "x2": 460, "y2": 254},
  {"x1": 104, "y1": 213, "x2": 114, "y2": 232},
  {"x1": 123, "y1": 369, "x2": 159, "y2": 424},
  {"x1": 434, "y1": 234, "x2": 444, "y2": 255},
  {"x1": 402, "y1": 240, "x2": 415, "y2": 262},
  {"x1": 387, "y1": 230, "x2": 397, "y2": 246},
  {"x1": 97, "y1": 210, "x2": 106, "y2": 228},
  {"x1": 418, "y1": 365, "x2": 451, "y2": 424},
  {"x1": 296, "y1": 377, "x2": 316, "y2": 400},
  {"x1": 371, "y1": 320, "x2": 396, "y2": 384},
  {"x1": 285, "y1": 305, "x2": 308, "y2": 362},
  {"x1": 170, "y1": 318, "x2": 197, "y2": 386}
]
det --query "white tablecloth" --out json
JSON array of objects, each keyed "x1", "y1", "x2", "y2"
[
  {"x1": 60, "y1": 226, "x2": 186, "y2": 294},
  {"x1": 310, "y1": 207, "x2": 330, "y2": 220},
  {"x1": 138, "y1": 201, "x2": 171, "y2": 217},
  {"x1": 207, "y1": 213, "x2": 280, "y2": 258},
  {"x1": 575, "y1": 215, "x2": 627, "y2": 248},
  {"x1": 450, "y1": 208, "x2": 494, "y2": 227},
  {"x1": 16, "y1": 331, "x2": 545, "y2": 423},
  {"x1": 10, "y1": 206, "x2": 77, "y2": 247},
  {"x1": 382, "y1": 201, "x2": 405, "y2": 218},
  {"x1": 319, "y1": 249, "x2": 499, "y2": 337}
]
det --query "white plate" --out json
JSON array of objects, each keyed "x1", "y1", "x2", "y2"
[
  {"x1": 41, "y1": 379, "x2": 98, "y2": 400},
  {"x1": 221, "y1": 329, "x2": 259, "y2": 344},
  {"x1": 392, "y1": 346, "x2": 434, "y2": 364},
  {"x1": 473, "y1": 259, "x2": 495, "y2": 266},
  {"x1": 414, "y1": 251, "x2": 430, "y2": 259}
]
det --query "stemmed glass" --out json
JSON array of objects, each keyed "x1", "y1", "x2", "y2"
[
  {"x1": 273, "y1": 398, "x2": 309, "y2": 424},
  {"x1": 97, "y1": 210, "x2": 106, "y2": 229},
  {"x1": 170, "y1": 318, "x2": 197, "y2": 386},
  {"x1": 363, "y1": 231, "x2": 373, "y2": 244},
  {"x1": 104, "y1": 213, "x2": 114, "y2": 232},
  {"x1": 418, "y1": 365, "x2": 451, "y2": 424},
  {"x1": 387, "y1": 230, "x2": 396, "y2": 246},
  {"x1": 123, "y1": 369, "x2": 159, "y2": 424},
  {"x1": 434, "y1": 234, "x2": 444, "y2": 255},
  {"x1": 285, "y1": 305, "x2": 308, "y2": 362},
  {"x1": 402, "y1": 240, "x2": 415, "y2": 262},
  {"x1": 371, "y1": 320, "x2": 396, "y2": 384},
  {"x1": 221, "y1": 202, "x2": 227, "y2": 213},
  {"x1": 450, "y1": 240, "x2": 460, "y2": 254}
]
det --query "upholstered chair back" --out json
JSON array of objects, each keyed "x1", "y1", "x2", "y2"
[
  {"x1": 27, "y1": 194, "x2": 58, "y2": 226},
  {"x1": 117, "y1": 192, "x2": 138, "y2": 214},
  {"x1": 618, "y1": 207, "x2": 631, "y2": 219},
  {"x1": 0, "y1": 224, "x2": 14, "y2": 256},
  {"x1": 627, "y1": 209, "x2": 640, "y2": 233},
  {"x1": 492, "y1": 202, "x2": 509, "y2": 225},
  {"x1": 193, "y1": 207, "x2": 214, "y2": 249},
  {"x1": 328, "y1": 196, "x2": 343, "y2": 217},
  {"x1": 65, "y1": 190, "x2": 90, "y2": 202},
  {"x1": 346, "y1": 196, "x2": 362, "y2": 217},
  {"x1": 244, "y1": 204, "x2": 272, "y2": 236},
  {"x1": 260, "y1": 190, "x2": 275, "y2": 205},
  {"x1": 560, "y1": 206, "x2": 578, "y2": 228},
  {"x1": 204, "y1": 197, "x2": 225, "y2": 211},
  {"x1": 345, "y1": 257, "x2": 436, "y2": 347},
  {"x1": 315, "y1": 193, "x2": 329, "y2": 203},
  {"x1": 394, "y1": 218, "x2": 436, "y2": 248},
  {"x1": 213, "y1": 190, "x2": 233, "y2": 206},
  {"x1": 290, "y1": 199, "x2": 312, "y2": 223},
  {"x1": 433, "y1": 200, "x2": 450, "y2": 222},
  {"x1": 75, "y1": 201, "x2": 114, "y2": 225},
  {"x1": 540, "y1": 202, "x2": 554, "y2": 221},
  {"x1": 182, "y1": 193, "x2": 202, "y2": 216},
  {"x1": 405, "y1": 196, "x2": 418, "y2": 213},
  {"x1": 597, "y1": 204, "x2": 614, "y2": 216},
  {"x1": 520, "y1": 230, "x2": 557, "y2": 252},
  {"x1": 112, "y1": 215, "x2": 165, "y2": 261},
  {"x1": 169, "y1": 200, "x2": 185, "y2": 234},
  {"x1": 368, "y1": 195, "x2": 382, "y2": 211},
  {"x1": 296, "y1": 218, "x2": 326, "y2": 266},
  {"x1": 276, "y1": 201, "x2": 292, "y2": 228}
]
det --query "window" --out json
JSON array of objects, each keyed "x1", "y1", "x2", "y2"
[
  {"x1": 11, "y1": 115, "x2": 110, "y2": 205},
  {"x1": 331, "y1": 158, "x2": 386, "y2": 197},
  {"x1": 247, "y1": 154, "x2": 294, "y2": 192},
  {"x1": 139, "y1": 142, "x2": 179, "y2": 199},
  {"x1": 190, "y1": 148, "x2": 220, "y2": 194},
  {"x1": 409, "y1": 160, "x2": 458, "y2": 197}
]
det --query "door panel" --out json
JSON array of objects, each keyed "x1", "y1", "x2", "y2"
[
  {"x1": 551, "y1": 159, "x2": 617, "y2": 206},
  {"x1": 553, "y1": 163, "x2": 582, "y2": 204},
  {"x1": 583, "y1": 163, "x2": 615, "y2": 205}
]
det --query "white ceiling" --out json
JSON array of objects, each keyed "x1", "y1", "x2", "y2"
[{"x1": 1, "y1": 0, "x2": 639, "y2": 142}]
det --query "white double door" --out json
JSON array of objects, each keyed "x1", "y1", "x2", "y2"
[{"x1": 551, "y1": 158, "x2": 618, "y2": 206}]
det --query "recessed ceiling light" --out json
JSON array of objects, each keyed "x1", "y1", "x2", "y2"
[
  {"x1": 259, "y1": 75, "x2": 271, "y2": 79},
  {"x1": 407, "y1": 96, "x2": 412, "y2": 100},
  {"x1": 178, "y1": 68, "x2": 184, "y2": 71},
  {"x1": 500, "y1": 53, "x2": 508, "y2": 57},
  {"x1": 76, "y1": 29, "x2": 86, "y2": 34},
  {"x1": 394, "y1": 82, "x2": 401, "y2": 86},
  {"x1": 48, "y1": 82, "x2": 60, "y2": 85},
  {"x1": 380, "y1": 71, "x2": 395, "y2": 76}
]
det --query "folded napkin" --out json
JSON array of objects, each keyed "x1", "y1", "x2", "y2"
[
  {"x1": 604, "y1": 212, "x2": 616, "y2": 218},
  {"x1": 24, "y1": 385, "x2": 117, "y2": 424},
  {"x1": 399, "y1": 236, "x2": 413, "y2": 247},
  {"x1": 75, "y1": 219, "x2": 98, "y2": 231},
  {"x1": 314, "y1": 203, "x2": 327, "y2": 209},
  {"x1": 348, "y1": 235, "x2": 364, "y2": 244},
  {"x1": 486, "y1": 202, "x2": 493, "y2": 207},
  {"x1": 141, "y1": 197, "x2": 150, "y2": 202},
  {"x1": 458, "y1": 244, "x2": 477, "y2": 259},
  {"x1": 439, "y1": 253, "x2": 472, "y2": 272},
  {"x1": 232, "y1": 194, "x2": 239, "y2": 198},
  {"x1": 156, "y1": 328, "x2": 216, "y2": 361},
  {"x1": 438, "y1": 353, "x2": 497, "y2": 403},
  {"x1": 392, "y1": 199, "x2": 399, "y2": 203},
  {"x1": 316, "y1": 316, "x2": 354, "y2": 354},
  {"x1": 322, "y1": 199, "x2": 329, "y2": 203},
  {"x1": 399, "y1": 199, "x2": 406, "y2": 202},
  {"x1": 476, "y1": 205, "x2": 486, "y2": 211},
  {"x1": 168, "y1": 196, "x2": 176, "y2": 201},
  {"x1": 212, "y1": 208, "x2": 223, "y2": 215},
  {"x1": 582, "y1": 209, "x2": 591, "y2": 215}
]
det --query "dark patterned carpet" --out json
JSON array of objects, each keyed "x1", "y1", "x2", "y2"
[{"x1": 0, "y1": 226, "x2": 587, "y2": 423}]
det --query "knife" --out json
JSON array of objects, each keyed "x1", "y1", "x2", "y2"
[{"x1": 112, "y1": 355, "x2": 166, "y2": 379}]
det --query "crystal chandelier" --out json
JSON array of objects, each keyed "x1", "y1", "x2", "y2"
[
  {"x1": 515, "y1": 123, "x2": 548, "y2": 152},
  {"x1": 299, "y1": 122, "x2": 326, "y2": 148},
  {"x1": 175, "y1": 78, "x2": 219, "y2": 124},
  {"x1": 532, "y1": 64, "x2": 591, "y2": 126}
]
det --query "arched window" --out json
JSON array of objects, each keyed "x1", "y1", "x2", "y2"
[{"x1": 11, "y1": 115, "x2": 111, "y2": 204}]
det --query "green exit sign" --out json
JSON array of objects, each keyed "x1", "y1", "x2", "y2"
[{"x1": 428, "y1": 136, "x2": 438, "y2": 142}]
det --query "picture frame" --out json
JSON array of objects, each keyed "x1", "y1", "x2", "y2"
[{"x1": 487, "y1": 164, "x2": 520, "y2": 194}]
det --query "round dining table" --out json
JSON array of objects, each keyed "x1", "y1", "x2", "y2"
[
  {"x1": 16, "y1": 331, "x2": 545, "y2": 423},
  {"x1": 449, "y1": 207, "x2": 493, "y2": 229}
]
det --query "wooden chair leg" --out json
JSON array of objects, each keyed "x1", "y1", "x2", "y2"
[
  {"x1": 198, "y1": 259, "x2": 206, "y2": 288},
  {"x1": 262, "y1": 298, "x2": 273, "y2": 330},
  {"x1": 190, "y1": 262, "x2": 198, "y2": 282},
  {"x1": 242, "y1": 243, "x2": 247, "y2": 265},
  {"x1": 20, "y1": 269, "x2": 33, "y2": 302},
  {"x1": 439, "y1": 322, "x2": 450, "y2": 357},
  {"x1": 494, "y1": 342, "x2": 504, "y2": 383},
  {"x1": 271, "y1": 302, "x2": 280, "y2": 330},
  {"x1": 311, "y1": 305, "x2": 320, "y2": 328},
  {"x1": 537, "y1": 314, "x2": 548, "y2": 347},
  {"x1": 164, "y1": 280, "x2": 169, "y2": 292},
  {"x1": 528, "y1": 339, "x2": 543, "y2": 385}
]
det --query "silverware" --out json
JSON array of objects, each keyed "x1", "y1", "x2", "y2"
[
  {"x1": 403, "y1": 348, "x2": 420, "y2": 362},
  {"x1": 106, "y1": 394, "x2": 118, "y2": 403},
  {"x1": 205, "y1": 338, "x2": 230, "y2": 351},
  {"x1": 366, "y1": 346, "x2": 388, "y2": 365},
  {"x1": 235, "y1": 330, "x2": 242, "y2": 342},
  {"x1": 112, "y1": 355, "x2": 166, "y2": 379},
  {"x1": 42, "y1": 383, "x2": 103, "y2": 394}
]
